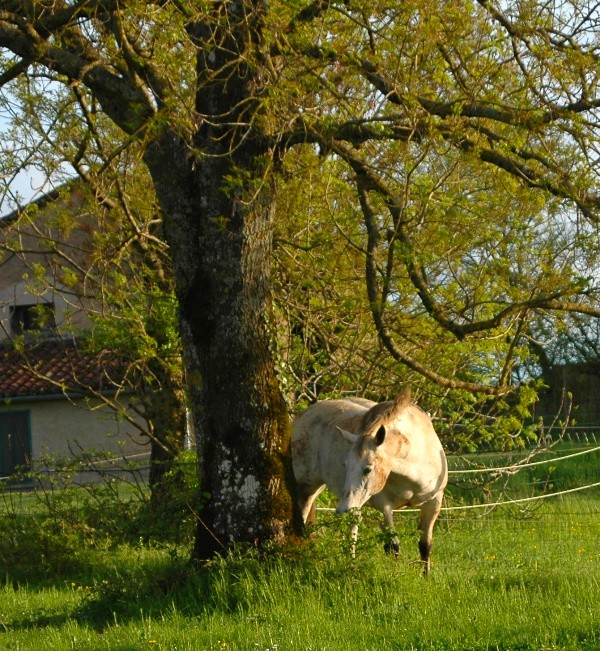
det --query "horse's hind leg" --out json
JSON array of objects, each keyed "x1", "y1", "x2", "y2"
[
  {"x1": 297, "y1": 484, "x2": 325, "y2": 527},
  {"x1": 418, "y1": 493, "x2": 443, "y2": 576}
]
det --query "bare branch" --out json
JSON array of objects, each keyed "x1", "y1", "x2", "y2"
[{"x1": 0, "y1": 16, "x2": 155, "y2": 134}]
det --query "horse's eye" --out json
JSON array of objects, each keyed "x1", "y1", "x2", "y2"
[{"x1": 363, "y1": 466, "x2": 373, "y2": 476}]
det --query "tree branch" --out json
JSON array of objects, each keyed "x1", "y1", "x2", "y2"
[
  {"x1": 356, "y1": 173, "x2": 505, "y2": 395},
  {"x1": 0, "y1": 17, "x2": 155, "y2": 134},
  {"x1": 0, "y1": 54, "x2": 30, "y2": 86},
  {"x1": 285, "y1": 0, "x2": 336, "y2": 34},
  {"x1": 331, "y1": 139, "x2": 599, "y2": 344}
]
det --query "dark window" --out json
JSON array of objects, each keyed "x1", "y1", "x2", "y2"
[
  {"x1": 0, "y1": 411, "x2": 32, "y2": 478},
  {"x1": 9, "y1": 302, "x2": 56, "y2": 336}
]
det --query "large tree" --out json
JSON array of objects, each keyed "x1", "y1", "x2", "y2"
[{"x1": 1, "y1": 0, "x2": 599, "y2": 556}]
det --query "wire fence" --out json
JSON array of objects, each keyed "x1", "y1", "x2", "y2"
[
  {"x1": 2, "y1": 436, "x2": 598, "y2": 519},
  {"x1": 545, "y1": 426, "x2": 599, "y2": 445},
  {"x1": 316, "y1": 481, "x2": 600, "y2": 515},
  {"x1": 4, "y1": 438, "x2": 597, "y2": 480},
  {"x1": 447, "y1": 444, "x2": 600, "y2": 475},
  {"x1": 312, "y1": 443, "x2": 600, "y2": 514},
  {"x1": 5, "y1": 440, "x2": 596, "y2": 480}
]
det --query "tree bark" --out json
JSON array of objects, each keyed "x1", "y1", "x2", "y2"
[
  {"x1": 187, "y1": 174, "x2": 293, "y2": 557},
  {"x1": 142, "y1": 2, "x2": 295, "y2": 557},
  {"x1": 143, "y1": 132, "x2": 293, "y2": 557}
]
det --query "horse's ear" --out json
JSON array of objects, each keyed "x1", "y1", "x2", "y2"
[
  {"x1": 336, "y1": 426, "x2": 359, "y2": 444},
  {"x1": 375, "y1": 425, "x2": 386, "y2": 446}
]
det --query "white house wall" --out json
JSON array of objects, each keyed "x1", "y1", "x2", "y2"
[
  {"x1": 0, "y1": 277, "x2": 91, "y2": 341},
  {"x1": 0, "y1": 396, "x2": 149, "y2": 482},
  {"x1": 0, "y1": 186, "x2": 95, "y2": 342}
]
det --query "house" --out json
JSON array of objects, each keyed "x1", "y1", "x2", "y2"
[
  {"x1": 0, "y1": 186, "x2": 149, "y2": 483},
  {"x1": 537, "y1": 360, "x2": 600, "y2": 440}
]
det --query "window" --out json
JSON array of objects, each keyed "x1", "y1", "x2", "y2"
[
  {"x1": 0, "y1": 411, "x2": 32, "y2": 478},
  {"x1": 9, "y1": 302, "x2": 56, "y2": 336}
]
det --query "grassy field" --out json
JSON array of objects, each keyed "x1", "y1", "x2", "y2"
[{"x1": 0, "y1": 446, "x2": 598, "y2": 650}]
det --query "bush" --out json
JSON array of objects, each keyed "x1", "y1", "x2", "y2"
[{"x1": 0, "y1": 450, "x2": 204, "y2": 584}]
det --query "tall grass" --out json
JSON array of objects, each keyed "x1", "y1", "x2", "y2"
[
  {"x1": 0, "y1": 446, "x2": 598, "y2": 650},
  {"x1": 1, "y1": 494, "x2": 598, "y2": 650}
]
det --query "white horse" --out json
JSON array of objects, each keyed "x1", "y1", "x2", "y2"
[{"x1": 292, "y1": 389, "x2": 447, "y2": 574}]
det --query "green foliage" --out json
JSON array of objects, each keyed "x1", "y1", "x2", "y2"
[
  {"x1": 0, "y1": 451, "x2": 203, "y2": 584},
  {"x1": 273, "y1": 148, "x2": 555, "y2": 450},
  {"x1": 1, "y1": 0, "x2": 599, "y2": 552},
  {"x1": 431, "y1": 379, "x2": 545, "y2": 453},
  {"x1": 89, "y1": 286, "x2": 181, "y2": 371}
]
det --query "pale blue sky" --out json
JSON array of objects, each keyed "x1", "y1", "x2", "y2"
[{"x1": 0, "y1": 112, "x2": 69, "y2": 217}]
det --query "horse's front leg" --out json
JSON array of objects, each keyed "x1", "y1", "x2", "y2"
[
  {"x1": 349, "y1": 509, "x2": 362, "y2": 559},
  {"x1": 381, "y1": 504, "x2": 400, "y2": 557}
]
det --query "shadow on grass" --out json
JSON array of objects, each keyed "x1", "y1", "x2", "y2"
[
  {"x1": 2, "y1": 552, "x2": 203, "y2": 633},
  {"x1": 2, "y1": 611, "x2": 73, "y2": 632},
  {"x1": 2, "y1": 525, "x2": 405, "y2": 634},
  {"x1": 1, "y1": 540, "x2": 295, "y2": 632},
  {"x1": 73, "y1": 562, "x2": 200, "y2": 630}
]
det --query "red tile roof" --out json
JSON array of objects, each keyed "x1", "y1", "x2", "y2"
[{"x1": 0, "y1": 339, "x2": 124, "y2": 399}]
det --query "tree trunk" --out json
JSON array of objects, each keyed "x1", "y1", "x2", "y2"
[
  {"x1": 144, "y1": 137, "x2": 294, "y2": 557},
  {"x1": 144, "y1": 366, "x2": 187, "y2": 512},
  {"x1": 143, "y1": 2, "x2": 296, "y2": 557},
  {"x1": 187, "y1": 171, "x2": 293, "y2": 558}
]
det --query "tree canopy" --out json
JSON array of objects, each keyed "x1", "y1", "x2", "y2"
[{"x1": 0, "y1": 0, "x2": 599, "y2": 553}]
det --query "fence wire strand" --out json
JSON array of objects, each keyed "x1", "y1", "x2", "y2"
[
  {"x1": 316, "y1": 481, "x2": 600, "y2": 514},
  {"x1": 447, "y1": 445, "x2": 600, "y2": 475}
]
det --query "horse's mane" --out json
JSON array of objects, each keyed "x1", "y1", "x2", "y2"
[{"x1": 359, "y1": 388, "x2": 411, "y2": 433}]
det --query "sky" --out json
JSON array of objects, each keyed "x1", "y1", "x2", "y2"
[
  {"x1": 0, "y1": 168, "x2": 50, "y2": 217},
  {"x1": 0, "y1": 97, "x2": 65, "y2": 218}
]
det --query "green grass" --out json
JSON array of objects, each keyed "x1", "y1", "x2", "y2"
[
  {"x1": 0, "y1": 494, "x2": 598, "y2": 650},
  {"x1": 0, "y1": 445, "x2": 598, "y2": 650}
]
